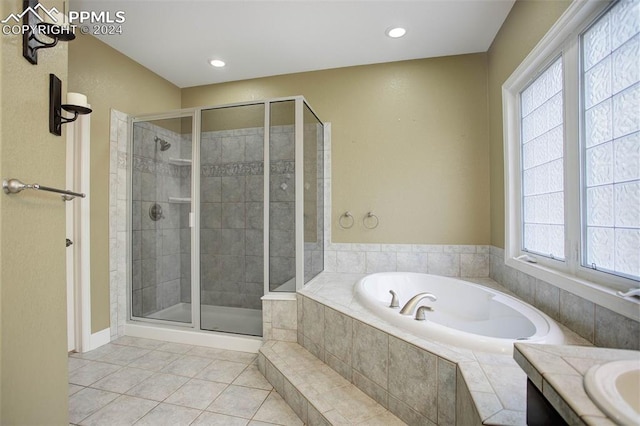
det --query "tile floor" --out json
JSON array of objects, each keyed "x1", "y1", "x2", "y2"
[{"x1": 69, "y1": 336, "x2": 303, "y2": 426}]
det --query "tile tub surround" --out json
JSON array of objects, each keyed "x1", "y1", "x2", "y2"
[
  {"x1": 294, "y1": 272, "x2": 590, "y2": 425},
  {"x1": 317, "y1": 241, "x2": 638, "y2": 352},
  {"x1": 514, "y1": 343, "x2": 640, "y2": 425},
  {"x1": 323, "y1": 244, "x2": 491, "y2": 278},
  {"x1": 259, "y1": 340, "x2": 405, "y2": 425},
  {"x1": 263, "y1": 297, "x2": 298, "y2": 343},
  {"x1": 489, "y1": 246, "x2": 640, "y2": 351}
]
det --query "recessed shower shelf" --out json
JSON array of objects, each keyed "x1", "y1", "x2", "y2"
[
  {"x1": 168, "y1": 197, "x2": 191, "y2": 203},
  {"x1": 168, "y1": 158, "x2": 192, "y2": 166}
]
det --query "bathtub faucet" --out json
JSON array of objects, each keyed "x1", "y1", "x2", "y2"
[
  {"x1": 415, "y1": 305, "x2": 434, "y2": 321},
  {"x1": 399, "y1": 292, "x2": 437, "y2": 315},
  {"x1": 388, "y1": 290, "x2": 399, "y2": 308}
]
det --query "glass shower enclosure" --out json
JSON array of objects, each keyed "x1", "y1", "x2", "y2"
[{"x1": 129, "y1": 97, "x2": 324, "y2": 337}]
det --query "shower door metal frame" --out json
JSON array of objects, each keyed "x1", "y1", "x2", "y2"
[
  {"x1": 196, "y1": 96, "x2": 320, "y2": 298},
  {"x1": 127, "y1": 96, "x2": 324, "y2": 333},
  {"x1": 127, "y1": 108, "x2": 200, "y2": 329},
  {"x1": 263, "y1": 96, "x2": 324, "y2": 295},
  {"x1": 294, "y1": 98, "x2": 305, "y2": 293}
]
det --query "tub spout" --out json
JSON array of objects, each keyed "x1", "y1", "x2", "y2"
[
  {"x1": 399, "y1": 292, "x2": 437, "y2": 315},
  {"x1": 388, "y1": 290, "x2": 399, "y2": 308}
]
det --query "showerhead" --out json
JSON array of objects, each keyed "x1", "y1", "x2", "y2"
[{"x1": 154, "y1": 136, "x2": 171, "y2": 152}]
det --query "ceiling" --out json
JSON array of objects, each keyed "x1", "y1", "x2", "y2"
[{"x1": 69, "y1": 1, "x2": 515, "y2": 88}]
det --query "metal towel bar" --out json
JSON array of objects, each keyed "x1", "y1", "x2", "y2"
[{"x1": 2, "y1": 178, "x2": 85, "y2": 201}]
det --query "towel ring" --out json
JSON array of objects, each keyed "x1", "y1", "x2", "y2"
[
  {"x1": 339, "y1": 211, "x2": 354, "y2": 229},
  {"x1": 363, "y1": 211, "x2": 379, "y2": 229}
]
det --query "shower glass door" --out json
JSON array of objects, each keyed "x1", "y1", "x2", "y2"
[
  {"x1": 268, "y1": 101, "x2": 297, "y2": 292},
  {"x1": 303, "y1": 102, "x2": 324, "y2": 283},
  {"x1": 199, "y1": 104, "x2": 265, "y2": 336},
  {"x1": 131, "y1": 115, "x2": 193, "y2": 324}
]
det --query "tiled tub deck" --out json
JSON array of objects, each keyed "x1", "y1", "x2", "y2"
[{"x1": 274, "y1": 272, "x2": 589, "y2": 425}]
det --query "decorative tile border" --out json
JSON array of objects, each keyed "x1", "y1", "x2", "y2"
[
  {"x1": 132, "y1": 155, "x2": 186, "y2": 178},
  {"x1": 130, "y1": 155, "x2": 290, "y2": 179},
  {"x1": 201, "y1": 161, "x2": 263, "y2": 177},
  {"x1": 201, "y1": 159, "x2": 294, "y2": 178}
]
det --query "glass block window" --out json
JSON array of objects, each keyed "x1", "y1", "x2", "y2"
[
  {"x1": 520, "y1": 58, "x2": 565, "y2": 260},
  {"x1": 582, "y1": 0, "x2": 640, "y2": 280}
]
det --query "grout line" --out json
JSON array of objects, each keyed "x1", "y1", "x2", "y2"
[{"x1": 70, "y1": 347, "x2": 270, "y2": 420}]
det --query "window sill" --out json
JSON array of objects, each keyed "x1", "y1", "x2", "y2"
[{"x1": 505, "y1": 256, "x2": 639, "y2": 322}]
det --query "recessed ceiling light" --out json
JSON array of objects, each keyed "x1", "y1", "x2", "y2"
[
  {"x1": 386, "y1": 27, "x2": 406, "y2": 38},
  {"x1": 209, "y1": 59, "x2": 226, "y2": 68}
]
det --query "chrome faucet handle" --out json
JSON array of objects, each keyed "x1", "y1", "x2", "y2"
[
  {"x1": 415, "y1": 305, "x2": 434, "y2": 321},
  {"x1": 617, "y1": 288, "x2": 640, "y2": 298},
  {"x1": 389, "y1": 290, "x2": 399, "y2": 308}
]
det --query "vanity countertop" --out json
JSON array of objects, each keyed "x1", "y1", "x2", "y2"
[{"x1": 514, "y1": 343, "x2": 639, "y2": 425}]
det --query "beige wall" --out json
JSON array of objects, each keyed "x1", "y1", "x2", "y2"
[
  {"x1": 487, "y1": 0, "x2": 571, "y2": 248},
  {"x1": 0, "y1": 3, "x2": 4, "y2": 419},
  {"x1": 68, "y1": 35, "x2": 181, "y2": 333},
  {"x1": 183, "y1": 54, "x2": 490, "y2": 244},
  {"x1": 0, "y1": 0, "x2": 69, "y2": 423}
]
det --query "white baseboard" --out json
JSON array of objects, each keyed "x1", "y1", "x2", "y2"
[{"x1": 87, "y1": 328, "x2": 111, "y2": 351}]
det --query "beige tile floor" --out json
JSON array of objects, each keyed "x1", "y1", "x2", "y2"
[{"x1": 69, "y1": 336, "x2": 303, "y2": 426}]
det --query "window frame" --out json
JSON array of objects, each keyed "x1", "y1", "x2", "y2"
[
  {"x1": 518, "y1": 54, "x2": 567, "y2": 264},
  {"x1": 503, "y1": 0, "x2": 639, "y2": 322}
]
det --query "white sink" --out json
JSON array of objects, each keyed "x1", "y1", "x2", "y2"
[{"x1": 584, "y1": 359, "x2": 640, "y2": 425}]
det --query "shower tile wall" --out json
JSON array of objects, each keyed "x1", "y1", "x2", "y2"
[
  {"x1": 110, "y1": 109, "x2": 129, "y2": 339},
  {"x1": 131, "y1": 122, "x2": 191, "y2": 317},
  {"x1": 200, "y1": 126, "x2": 269, "y2": 310}
]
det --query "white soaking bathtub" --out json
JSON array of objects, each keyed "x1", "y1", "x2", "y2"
[{"x1": 354, "y1": 272, "x2": 565, "y2": 354}]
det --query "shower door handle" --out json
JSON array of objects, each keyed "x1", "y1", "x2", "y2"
[{"x1": 66, "y1": 238, "x2": 73, "y2": 247}]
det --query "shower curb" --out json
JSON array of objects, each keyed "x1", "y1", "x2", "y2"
[{"x1": 258, "y1": 340, "x2": 406, "y2": 425}]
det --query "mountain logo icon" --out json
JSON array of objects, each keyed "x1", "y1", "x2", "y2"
[{"x1": 1, "y1": 3, "x2": 60, "y2": 24}]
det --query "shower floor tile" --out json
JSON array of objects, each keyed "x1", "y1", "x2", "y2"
[{"x1": 69, "y1": 337, "x2": 300, "y2": 426}]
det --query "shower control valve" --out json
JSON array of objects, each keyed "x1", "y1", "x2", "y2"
[{"x1": 149, "y1": 203, "x2": 165, "y2": 221}]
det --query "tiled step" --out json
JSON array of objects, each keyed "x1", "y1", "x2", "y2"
[{"x1": 258, "y1": 340, "x2": 406, "y2": 425}]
